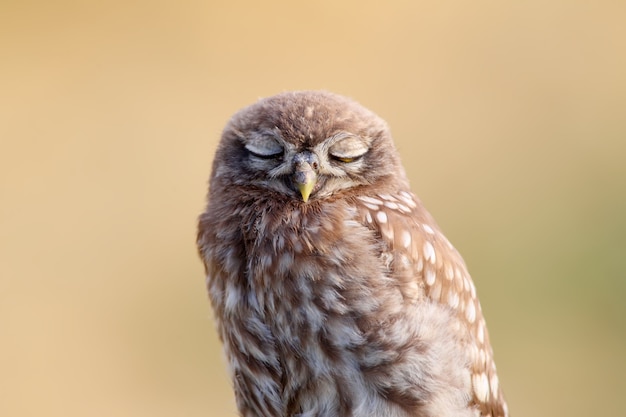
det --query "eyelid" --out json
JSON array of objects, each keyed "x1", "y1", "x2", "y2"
[
  {"x1": 248, "y1": 149, "x2": 282, "y2": 159},
  {"x1": 328, "y1": 135, "x2": 369, "y2": 162},
  {"x1": 245, "y1": 135, "x2": 283, "y2": 158},
  {"x1": 331, "y1": 155, "x2": 362, "y2": 163}
]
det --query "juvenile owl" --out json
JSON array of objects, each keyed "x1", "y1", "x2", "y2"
[{"x1": 197, "y1": 91, "x2": 508, "y2": 417}]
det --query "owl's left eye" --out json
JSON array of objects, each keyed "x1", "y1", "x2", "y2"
[
  {"x1": 332, "y1": 156, "x2": 359, "y2": 163},
  {"x1": 245, "y1": 136, "x2": 283, "y2": 159},
  {"x1": 329, "y1": 136, "x2": 368, "y2": 163}
]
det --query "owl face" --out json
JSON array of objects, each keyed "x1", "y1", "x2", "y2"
[{"x1": 211, "y1": 91, "x2": 406, "y2": 203}]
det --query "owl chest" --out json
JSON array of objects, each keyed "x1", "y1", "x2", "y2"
[
  {"x1": 238, "y1": 218, "x2": 382, "y2": 375},
  {"x1": 240, "y1": 254, "x2": 373, "y2": 409},
  {"x1": 245, "y1": 241, "x2": 366, "y2": 350},
  {"x1": 213, "y1": 209, "x2": 426, "y2": 415}
]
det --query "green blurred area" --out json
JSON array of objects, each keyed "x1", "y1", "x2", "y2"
[{"x1": 1, "y1": 1, "x2": 624, "y2": 416}]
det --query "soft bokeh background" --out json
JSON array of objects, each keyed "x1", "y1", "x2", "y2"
[{"x1": 2, "y1": 1, "x2": 625, "y2": 416}]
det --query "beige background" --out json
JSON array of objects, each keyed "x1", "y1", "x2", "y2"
[{"x1": 2, "y1": 1, "x2": 625, "y2": 416}]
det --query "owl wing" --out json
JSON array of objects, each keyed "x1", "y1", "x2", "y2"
[{"x1": 353, "y1": 191, "x2": 508, "y2": 417}]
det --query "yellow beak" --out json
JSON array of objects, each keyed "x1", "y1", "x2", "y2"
[{"x1": 294, "y1": 165, "x2": 317, "y2": 203}]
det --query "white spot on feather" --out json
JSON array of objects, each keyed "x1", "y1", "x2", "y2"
[
  {"x1": 384, "y1": 201, "x2": 399, "y2": 210},
  {"x1": 490, "y1": 374, "x2": 500, "y2": 398},
  {"x1": 466, "y1": 300, "x2": 476, "y2": 323},
  {"x1": 447, "y1": 291, "x2": 460, "y2": 309},
  {"x1": 361, "y1": 202, "x2": 380, "y2": 211},
  {"x1": 358, "y1": 196, "x2": 383, "y2": 206},
  {"x1": 398, "y1": 191, "x2": 417, "y2": 208},
  {"x1": 472, "y1": 372, "x2": 490, "y2": 403},
  {"x1": 365, "y1": 211, "x2": 372, "y2": 223},
  {"x1": 401, "y1": 230, "x2": 411, "y2": 248},
  {"x1": 378, "y1": 193, "x2": 396, "y2": 201},
  {"x1": 396, "y1": 203, "x2": 411, "y2": 213},
  {"x1": 469, "y1": 344, "x2": 480, "y2": 363},
  {"x1": 376, "y1": 211, "x2": 388, "y2": 224},
  {"x1": 423, "y1": 241, "x2": 436, "y2": 263},
  {"x1": 469, "y1": 279, "x2": 477, "y2": 299},
  {"x1": 425, "y1": 268, "x2": 436, "y2": 286},
  {"x1": 478, "y1": 349, "x2": 487, "y2": 366},
  {"x1": 477, "y1": 321, "x2": 485, "y2": 344},
  {"x1": 422, "y1": 224, "x2": 435, "y2": 234}
]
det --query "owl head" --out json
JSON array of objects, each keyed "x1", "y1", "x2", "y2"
[{"x1": 210, "y1": 91, "x2": 408, "y2": 203}]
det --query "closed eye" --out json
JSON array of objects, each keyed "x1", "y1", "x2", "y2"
[
  {"x1": 328, "y1": 135, "x2": 369, "y2": 164},
  {"x1": 330, "y1": 155, "x2": 362, "y2": 163},
  {"x1": 245, "y1": 135, "x2": 284, "y2": 160},
  {"x1": 247, "y1": 149, "x2": 283, "y2": 159}
]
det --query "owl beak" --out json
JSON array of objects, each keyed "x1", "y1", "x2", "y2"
[
  {"x1": 293, "y1": 165, "x2": 317, "y2": 202},
  {"x1": 293, "y1": 151, "x2": 319, "y2": 202}
]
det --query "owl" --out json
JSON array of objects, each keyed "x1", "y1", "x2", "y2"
[{"x1": 197, "y1": 91, "x2": 508, "y2": 417}]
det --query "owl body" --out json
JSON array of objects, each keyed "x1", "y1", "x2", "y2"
[{"x1": 197, "y1": 91, "x2": 508, "y2": 417}]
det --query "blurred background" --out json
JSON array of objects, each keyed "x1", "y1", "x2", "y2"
[{"x1": 1, "y1": 1, "x2": 625, "y2": 416}]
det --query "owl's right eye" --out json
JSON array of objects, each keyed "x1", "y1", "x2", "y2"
[{"x1": 245, "y1": 136, "x2": 283, "y2": 159}]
